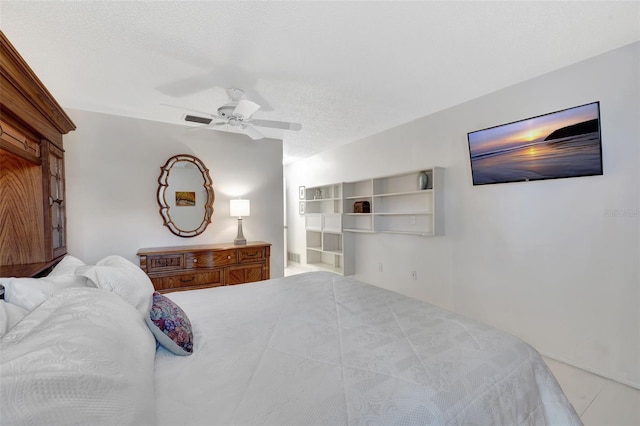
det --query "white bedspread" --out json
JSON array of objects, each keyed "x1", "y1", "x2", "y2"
[
  {"x1": 155, "y1": 272, "x2": 581, "y2": 425},
  {"x1": 1, "y1": 287, "x2": 157, "y2": 426}
]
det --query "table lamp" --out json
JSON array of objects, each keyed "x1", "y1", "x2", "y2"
[{"x1": 230, "y1": 199, "x2": 250, "y2": 245}]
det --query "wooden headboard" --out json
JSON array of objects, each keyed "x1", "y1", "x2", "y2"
[{"x1": 0, "y1": 31, "x2": 76, "y2": 278}]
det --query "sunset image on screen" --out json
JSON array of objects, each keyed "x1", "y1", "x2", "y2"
[{"x1": 467, "y1": 102, "x2": 602, "y2": 185}]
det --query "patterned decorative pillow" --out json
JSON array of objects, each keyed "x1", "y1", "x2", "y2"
[{"x1": 145, "y1": 292, "x2": 193, "y2": 355}]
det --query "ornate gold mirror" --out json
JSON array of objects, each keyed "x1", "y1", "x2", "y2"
[{"x1": 157, "y1": 154, "x2": 214, "y2": 237}]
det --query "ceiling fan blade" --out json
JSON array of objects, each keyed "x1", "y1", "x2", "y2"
[
  {"x1": 185, "y1": 121, "x2": 230, "y2": 134},
  {"x1": 183, "y1": 114, "x2": 213, "y2": 125},
  {"x1": 233, "y1": 99, "x2": 260, "y2": 119},
  {"x1": 185, "y1": 124, "x2": 209, "y2": 132},
  {"x1": 249, "y1": 119, "x2": 302, "y2": 131},
  {"x1": 242, "y1": 124, "x2": 264, "y2": 140}
]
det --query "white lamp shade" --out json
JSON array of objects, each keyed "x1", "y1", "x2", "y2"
[{"x1": 230, "y1": 199, "x2": 250, "y2": 217}]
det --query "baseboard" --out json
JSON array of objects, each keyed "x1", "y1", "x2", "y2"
[{"x1": 540, "y1": 351, "x2": 640, "y2": 391}]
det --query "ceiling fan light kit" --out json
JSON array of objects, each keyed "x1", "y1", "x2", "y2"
[{"x1": 170, "y1": 87, "x2": 301, "y2": 140}]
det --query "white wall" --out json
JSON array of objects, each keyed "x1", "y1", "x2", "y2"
[
  {"x1": 285, "y1": 42, "x2": 639, "y2": 387},
  {"x1": 63, "y1": 109, "x2": 285, "y2": 278}
]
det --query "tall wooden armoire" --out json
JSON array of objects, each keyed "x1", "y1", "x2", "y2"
[{"x1": 0, "y1": 31, "x2": 76, "y2": 277}]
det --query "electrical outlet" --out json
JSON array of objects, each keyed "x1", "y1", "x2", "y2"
[
  {"x1": 411, "y1": 270, "x2": 417, "y2": 280},
  {"x1": 378, "y1": 262, "x2": 383, "y2": 272}
]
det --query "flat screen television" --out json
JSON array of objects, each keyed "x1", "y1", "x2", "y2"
[{"x1": 467, "y1": 101, "x2": 603, "y2": 185}]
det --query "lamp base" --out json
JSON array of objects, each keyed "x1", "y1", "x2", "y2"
[{"x1": 234, "y1": 218, "x2": 247, "y2": 245}]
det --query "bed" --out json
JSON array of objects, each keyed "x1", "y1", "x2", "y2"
[{"x1": 1, "y1": 257, "x2": 581, "y2": 425}]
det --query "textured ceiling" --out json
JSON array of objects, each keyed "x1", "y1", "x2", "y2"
[{"x1": 1, "y1": 1, "x2": 639, "y2": 163}]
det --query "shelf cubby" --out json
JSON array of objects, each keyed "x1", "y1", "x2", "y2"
[
  {"x1": 373, "y1": 191, "x2": 433, "y2": 215},
  {"x1": 306, "y1": 250, "x2": 343, "y2": 274},
  {"x1": 343, "y1": 213, "x2": 373, "y2": 232}
]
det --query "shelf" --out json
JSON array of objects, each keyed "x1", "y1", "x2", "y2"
[
  {"x1": 305, "y1": 184, "x2": 342, "y2": 204},
  {"x1": 322, "y1": 249, "x2": 343, "y2": 255},
  {"x1": 305, "y1": 213, "x2": 322, "y2": 231},
  {"x1": 343, "y1": 229, "x2": 375, "y2": 233},
  {"x1": 322, "y1": 229, "x2": 342, "y2": 235},
  {"x1": 306, "y1": 261, "x2": 343, "y2": 274},
  {"x1": 373, "y1": 211, "x2": 431, "y2": 216},
  {"x1": 323, "y1": 213, "x2": 342, "y2": 232},
  {"x1": 374, "y1": 213, "x2": 433, "y2": 235},
  {"x1": 343, "y1": 213, "x2": 372, "y2": 233},
  {"x1": 307, "y1": 248, "x2": 343, "y2": 274},
  {"x1": 306, "y1": 246, "x2": 323, "y2": 252},
  {"x1": 373, "y1": 189, "x2": 432, "y2": 197},
  {"x1": 343, "y1": 180, "x2": 372, "y2": 200},
  {"x1": 373, "y1": 170, "x2": 433, "y2": 195},
  {"x1": 378, "y1": 230, "x2": 434, "y2": 237},
  {"x1": 305, "y1": 197, "x2": 341, "y2": 202}
]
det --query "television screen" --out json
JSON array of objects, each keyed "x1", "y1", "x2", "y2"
[{"x1": 467, "y1": 102, "x2": 602, "y2": 185}]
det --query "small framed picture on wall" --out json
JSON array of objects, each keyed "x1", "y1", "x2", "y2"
[
  {"x1": 299, "y1": 201, "x2": 305, "y2": 215},
  {"x1": 299, "y1": 186, "x2": 305, "y2": 200}
]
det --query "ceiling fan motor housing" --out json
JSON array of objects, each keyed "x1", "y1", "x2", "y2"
[{"x1": 217, "y1": 104, "x2": 237, "y2": 118}]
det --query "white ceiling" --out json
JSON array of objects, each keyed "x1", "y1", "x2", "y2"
[{"x1": 1, "y1": 1, "x2": 639, "y2": 164}]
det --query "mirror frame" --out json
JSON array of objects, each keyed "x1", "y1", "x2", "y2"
[{"x1": 157, "y1": 154, "x2": 215, "y2": 237}]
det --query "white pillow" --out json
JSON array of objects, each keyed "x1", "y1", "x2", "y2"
[
  {"x1": 0, "y1": 300, "x2": 29, "y2": 337},
  {"x1": 48, "y1": 255, "x2": 86, "y2": 276},
  {"x1": 1, "y1": 278, "x2": 47, "y2": 311},
  {"x1": 1, "y1": 272, "x2": 90, "y2": 312},
  {"x1": 76, "y1": 255, "x2": 154, "y2": 317},
  {"x1": 0, "y1": 255, "x2": 89, "y2": 312}
]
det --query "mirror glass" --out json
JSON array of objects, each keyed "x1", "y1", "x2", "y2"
[{"x1": 157, "y1": 154, "x2": 214, "y2": 237}]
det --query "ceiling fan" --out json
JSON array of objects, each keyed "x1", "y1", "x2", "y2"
[{"x1": 165, "y1": 88, "x2": 301, "y2": 140}]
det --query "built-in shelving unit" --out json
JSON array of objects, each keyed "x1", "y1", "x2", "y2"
[
  {"x1": 304, "y1": 183, "x2": 346, "y2": 274},
  {"x1": 344, "y1": 168, "x2": 443, "y2": 236},
  {"x1": 302, "y1": 167, "x2": 443, "y2": 275}
]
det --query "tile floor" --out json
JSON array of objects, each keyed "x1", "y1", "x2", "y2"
[
  {"x1": 284, "y1": 262, "x2": 315, "y2": 277},
  {"x1": 284, "y1": 264, "x2": 640, "y2": 425},
  {"x1": 543, "y1": 357, "x2": 640, "y2": 426}
]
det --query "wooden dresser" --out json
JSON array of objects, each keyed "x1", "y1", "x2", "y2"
[{"x1": 137, "y1": 241, "x2": 271, "y2": 293}]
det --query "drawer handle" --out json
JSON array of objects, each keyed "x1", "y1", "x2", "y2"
[
  {"x1": 245, "y1": 252, "x2": 258, "y2": 257},
  {"x1": 180, "y1": 276, "x2": 195, "y2": 283},
  {"x1": 227, "y1": 255, "x2": 231, "y2": 259},
  {"x1": 193, "y1": 259, "x2": 198, "y2": 263}
]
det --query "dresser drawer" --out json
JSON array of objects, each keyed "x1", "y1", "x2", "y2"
[
  {"x1": 185, "y1": 250, "x2": 236, "y2": 268},
  {"x1": 237, "y1": 247, "x2": 265, "y2": 264},
  {"x1": 150, "y1": 270, "x2": 223, "y2": 291},
  {"x1": 145, "y1": 254, "x2": 184, "y2": 273},
  {"x1": 226, "y1": 263, "x2": 264, "y2": 285}
]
